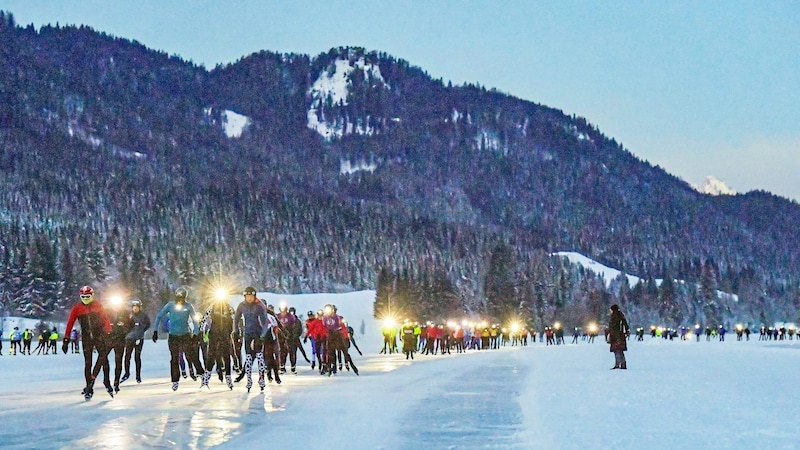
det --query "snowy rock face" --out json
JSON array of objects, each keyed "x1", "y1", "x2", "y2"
[
  {"x1": 203, "y1": 108, "x2": 251, "y2": 138},
  {"x1": 306, "y1": 57, "x2": 390, "y2": 140},
  {"x1": 222, "y1": 110, "x2": 251, "y2": 138},
  {"x1": 695, "y1": 175, "x2": 736, "y2": 196}
]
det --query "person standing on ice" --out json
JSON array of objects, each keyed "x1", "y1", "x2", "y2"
[
  {"x1": 10, "y1": 327, "x2": 21, "y2": 355},
  {"x1": 346, "y1": 322, "x2": 363, "y2": 356},
  {"x1": 232, "y1": 287, "x2": 272, "y2": 391},
  {"x1": 199, "y1": 294, "x2": 235, "y2": 390},
  {"x1": 262, "y1": 304, "x2": 283, "y2": 384},
  {"x1": 152, "y1": 287, "x2": 206, "y2": 391},
  {"x1": 109, "y1": 299, "x2": 133, "y2": 393},
  {"x1": 608, "y1": 304, "x2": 629, "y2": 370},
  {"x1": 304, "y1": 310, "x2": 320, "y2": 369},
  {"x1": 122, "y1": 299, "x2": 150, "y2": 384},
  {"x1": 22, "y1": 328, "x2": 32, "y2": 354},
  {"x1": 288, "y1": 307, "x2": 312, "y2": 368},
  {"x1": 401, "y1": 319, "x2": 416, "y2": 360},
  {"x1": 305, "y1": 310, "x2": 327, "y2": 373},
  {"x1": 276, "y1": 304, "x2": 298, "y2": 374},
  {"x1": 62, "y1": 285, "x2": 114, "y2": 399}
]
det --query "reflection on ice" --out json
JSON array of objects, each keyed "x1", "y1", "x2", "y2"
[
  {"x1": 73, "y1": 417, "x2": 130, "y2": 449},
  {"x1": 189, "y1": 410, "x2": 242, "y2": 447}
]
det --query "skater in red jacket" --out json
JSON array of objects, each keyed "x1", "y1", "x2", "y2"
[{"x1": 62, "y1": 286, "x2": 113, "y2": 399}]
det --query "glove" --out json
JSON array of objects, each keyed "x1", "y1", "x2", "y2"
[
  {"x1": 62, "y1": 337, "x2": 70, "y2": 354},
  {"x1": 303, "y1": 336, "x2": 308, "y2": 344},
  {"x1": 152, "y1": 331, "x2": 158, "y2": 343}
]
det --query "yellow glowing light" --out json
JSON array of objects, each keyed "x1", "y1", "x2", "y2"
[
  {"x1": 554, "y1": 322, "x2": 561, "y2": 329},
  {"x1": 511, "y1": 323, "x2": 520, "y2": 333},
  {"x1": 109, "y1": 295, "x2": 124, "y2": 308},
  {"x1": 588, "y1": 323, "x2": 598, "y2": 333},
  {"x1": 383, "y1": 317, "x2": 396, "y2": 328},
  {"x1": 214, "y1": 288, "x2": 228, "y2": 300}
]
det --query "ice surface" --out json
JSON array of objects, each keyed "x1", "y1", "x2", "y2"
[{"x1": 1, "y1": 291, "x2": 799, "y2": 449}]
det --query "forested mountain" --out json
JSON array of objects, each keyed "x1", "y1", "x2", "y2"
[{"x1": 1, "y1": 11, "x2": 798, "y2": 328}]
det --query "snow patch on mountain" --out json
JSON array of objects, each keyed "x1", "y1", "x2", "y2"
[
  {"x1": 222, "y1": 110, "x2": 251, "y2": 138},
  {"x1": 694, "y1": 176, "x2": 736, "y2": 196},
  {"x1": 340, "y1": 158, "x2": 378, "y2": 175},
  {"x1": 307, "y1": 57, "x2": 390, "y2": 140}
]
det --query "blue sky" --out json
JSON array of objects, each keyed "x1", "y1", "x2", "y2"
[{"x1": 3, "y1": 0, "x2": 798, "y2": 201}]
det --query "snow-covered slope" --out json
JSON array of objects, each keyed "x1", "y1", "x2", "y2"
[{"x1": 552, "y1": 251, "x2": 643, "y2": 287}]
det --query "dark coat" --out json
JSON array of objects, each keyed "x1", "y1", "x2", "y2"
[{"x1": 608, "y1": 310, "x2": 629, "y2": 352}]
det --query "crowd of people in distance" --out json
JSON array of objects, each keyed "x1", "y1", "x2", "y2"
[
  {"x1": 2, "y1": 326, "x2": 65, "y2": 355},
  {"x1": 379, "y1": 304, "x2": 632, "y2": 369},
  {"x1": 379, "y1": 319, "x2": 605, "y2": 359}
]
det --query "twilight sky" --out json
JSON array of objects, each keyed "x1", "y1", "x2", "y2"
[{"x1": 3, "y1": 0, "x2": 798, "y2": 201}]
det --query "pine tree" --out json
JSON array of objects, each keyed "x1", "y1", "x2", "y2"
[{"x1": 484, "y1": 243, "x2": 516, "y2": 320}]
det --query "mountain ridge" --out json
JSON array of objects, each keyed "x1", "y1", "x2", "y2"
[{"x1": 1, "y1": 14, "x2": 798, "y2": 327}]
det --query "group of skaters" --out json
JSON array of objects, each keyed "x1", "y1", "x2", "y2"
[
  {"x1": 61, "y1": 284, "x2": 361, "y2": 401},
  {"x1": 152, "y1": 285, "x2": 361, "y2": 395},
  {"x1": 382, "y1": 320, "x2": 544, "y2": 360},
  {"x1": 2, "y1": 326, "x2": 64, "y2": 355},
  {"x1": 629, "y1": 324, "x2": 799, "y2": 342}
]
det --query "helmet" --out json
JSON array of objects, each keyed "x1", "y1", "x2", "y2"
[
  {"x1": 131, "y1": 298, "x2": 142, "y2": 307},
  {"x1": 267, "y1": 304, "x2": 274, "y2": 312},
  {"x1": 288, "y1": 306, "x2": 296, "y2": 313},
  {"x1": 79, "y1": 286, "x2": 94, "y2": 304},
  {"x1": 175, "y1": 287, "x2": 188, "y2": 300},
  {"x1": 243, "y1": 286, "x2": 257, "y2": 296},
  {"x1": 307, "y1": 310, "x2": 314, "y2": 317}
]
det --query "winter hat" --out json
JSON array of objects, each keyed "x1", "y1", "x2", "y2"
[{"x1": 610, "y1": 304, "x2": 620, "y2": 312}]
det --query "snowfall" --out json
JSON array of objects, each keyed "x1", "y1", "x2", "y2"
[{"x1": 1, "y1": 290, "x2": 799, "y2": 450}]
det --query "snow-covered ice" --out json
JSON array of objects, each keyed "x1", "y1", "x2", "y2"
[{"x1": 1, "y1": 291, "x2": 799, "y2": 449}]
